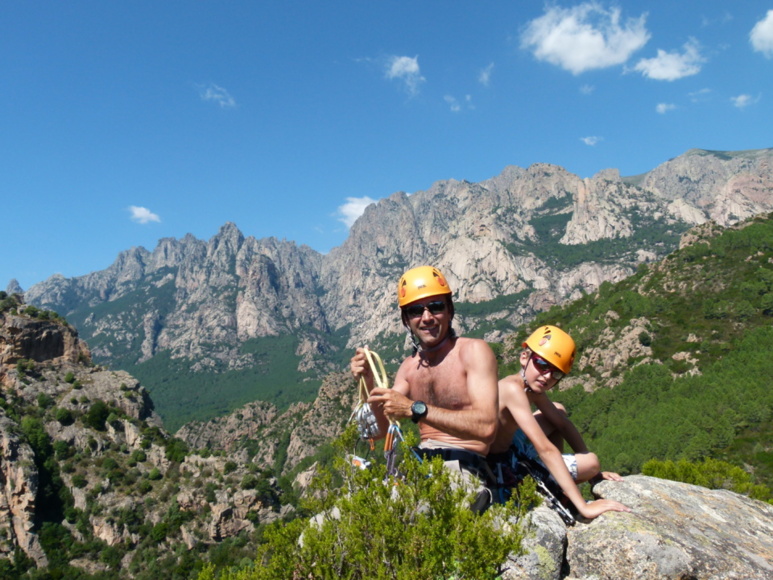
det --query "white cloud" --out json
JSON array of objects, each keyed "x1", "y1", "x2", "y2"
[
  {"x1": 128, "y1": 206, "x2": 161, "y2": 224},
  {"x1": 479, "y1": 63, "x2": 494, "y2": 86},
  {"x1": 385, "y1": 55, "x2": 425, "y2": 95},
  {"x1": 581, "y1": 136, "x2": 602, "y2": 146},
  {"x1": 337, "y1": 196, "x2": 377, "y2": 228},
  {"x1": 444, "y1": 94, "x2": 474, "y2": 112},
  {"x1": 198, "y1": 83, "x2": 236, "y2": 108},
  {"x1": 750, "y1": 10, "x2": 773, "y2": 58},
  {"x1": 444, "y1": 95, "x2": 461, "y2": 112},
  {"x1": 520, "y1": 3, "x2": 650, "y2": 74},
  {"x1": 656, "y1": 103, "x2": 677, "y2": 114},
  {"x1": 580, "y1": 84, "x2": 595, "y2": 95},
  {"x1": 632, "y1": 38, "x2": 704, "y2": 81},
  {"x1": 731, "y1": 94, "x2": 760, "y2": 109},
  {"x1": 689, "y1": 88, "x2": 712, "y2": 102}
]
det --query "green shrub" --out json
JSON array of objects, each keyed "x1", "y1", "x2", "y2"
[
  {"x1": 37, "y1": 393, "x2": 54, "y2": 409},
  {"x1": 83, "y1": 401, "x2": 110, "y2": 431},
  {"x1": 197, "y1": 427, "x2": 530, "y2": 580},
  {"x1": 643, "y1": 457, "x2": 771, "y2": 502},
  {"x1": 54, "y1": 407, "x2": 74, "y2": 426}
]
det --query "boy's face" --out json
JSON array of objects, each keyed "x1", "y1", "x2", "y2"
[{"x1": 520, "y1": 350, "x2": 562, "y2": 393}]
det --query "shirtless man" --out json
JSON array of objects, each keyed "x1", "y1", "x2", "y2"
[
  {"x1": 350, "y1": 266, "x2": 499, "y2": 510},
  {"x1": 488, "y1": 325, "x2": 630, "y2": 520}
]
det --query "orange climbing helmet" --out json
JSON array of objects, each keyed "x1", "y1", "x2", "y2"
[
  {"x1": 397, "y1": 266, "x2": 452, "y2": 307},
  {"x1": 523, "y1": 325, "x2": 576, "y2": 375}
]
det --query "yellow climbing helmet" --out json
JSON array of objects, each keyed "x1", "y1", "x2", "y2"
[
  {"x1": 397, "y1": 266, "x2": 452, "y2": 307},
  {"x1": 523, "y1": 325, "x2": 576, "y2": 375}
]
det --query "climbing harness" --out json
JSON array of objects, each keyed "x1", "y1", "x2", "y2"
[
  {"x1": 349, "y1": 348, "x2": 404, "y2": 477},
  {"x1": 488, "y1": 447, "x2": 576, "y2": 525}
]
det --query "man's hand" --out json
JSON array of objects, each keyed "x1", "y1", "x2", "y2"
[
  {"x1": 350, "y1": 347, "x2": 372, "y2": 380},
  {"x1": 367, "y1": 387, "x2": 413, "y2": 421},
  {"x1": 578, "y1": 498, "x2": 631, "y2": 520}
]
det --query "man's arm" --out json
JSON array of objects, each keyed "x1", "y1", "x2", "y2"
[
  {"x1": 506, "y1": 382, "x2": 630, "y2": 519},
  {"x1": 367, "y1": 339, "x2": 498, "y2": 443}
]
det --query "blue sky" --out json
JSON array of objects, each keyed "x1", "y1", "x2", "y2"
[{"x1": 2, "y1": 1, "x2": 772, "y2": 291}]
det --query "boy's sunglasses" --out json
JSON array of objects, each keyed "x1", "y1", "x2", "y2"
[
  {"x1": 404, "y1": 300, "x2": 447, "y2": 319},
  {"x1": 531, "y1": 354, "x2": 565, "y2": 380}
]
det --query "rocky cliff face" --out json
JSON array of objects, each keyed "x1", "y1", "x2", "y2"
[
  {"x1": 20, "y1": 148, "x2": 773, "y2": 418},
  {"x1": 0, "y1": 300, "x2": 293, "y2": 575}
]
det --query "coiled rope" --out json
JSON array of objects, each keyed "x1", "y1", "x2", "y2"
[{"x1": 350, "y1": 347, "x2": 403, "y2": 477}]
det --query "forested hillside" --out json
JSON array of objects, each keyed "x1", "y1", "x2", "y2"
[{"x1": 502, "y1": 213, "x2": 773, "y2": 490}]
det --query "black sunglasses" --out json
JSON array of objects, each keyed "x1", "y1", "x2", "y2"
[
  {"x1": 531, "y1": 354, "x2": 565, "y2": 380},
  {"x1": 404, "y1": 300, "x2": 447, "y2": 319}
]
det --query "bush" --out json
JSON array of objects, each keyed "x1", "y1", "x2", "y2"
[
  {"x1": 643, "y1": 457, "x2": 771, "y2": 502},
  {"x1": 83, "y1": 401, "x2": 110, "y2": 431},
  {"x1": 198, "y1": 426, "x2": 530, "y2": 580},
  {"x1": 54, "y1": 407, "x2": 75, "y2": 426},
  {"x1": 37, "y1": 393, "x2": 54, "y2": 409}
]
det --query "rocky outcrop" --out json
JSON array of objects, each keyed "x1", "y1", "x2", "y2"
[
  {"x1": 0, "y1": 310, "x2": 91, "y2": 373},
  {"x1": 503, "y1": 475, "x2": 773, "y2": 579},
  {"x1": 640, "y1": 148, "x2": 773, "y2": 226},
  {"x1": 0, "y1": 303, "x2": 289, "y2": 575},
  {"x1": 0, "y1": 411, "x2": 48, "y2": 567}
]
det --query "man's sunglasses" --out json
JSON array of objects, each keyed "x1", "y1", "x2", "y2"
[
  {"x1": 531, "y1": 354, "x2": 565, "y2": 380},
  {"x1": 404, "y1": 300, "x2": 447, "y2": 319}
]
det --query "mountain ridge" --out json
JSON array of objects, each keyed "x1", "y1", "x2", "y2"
[{"x1": 19, "y1": 147, "x2": 773, "y2": 429}]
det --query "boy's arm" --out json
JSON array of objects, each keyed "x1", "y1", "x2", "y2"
[
  {"x1": 532, "y1": 394, "x2": 588, "y2": 453},
  {"x1": 506, "y1": 382, "x2": 630, "y2": 519}
]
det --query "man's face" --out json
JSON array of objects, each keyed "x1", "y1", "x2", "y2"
[
  {"x1": 403, "y1": 296, "x2": 450, "y2": 346},
  {"x1": 520, "y1": 350, "x2": 562, "y2": 393}
]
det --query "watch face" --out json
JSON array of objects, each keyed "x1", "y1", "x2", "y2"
[{"x1": 412, "y1": 401, "x2": 427, "y2": 416}]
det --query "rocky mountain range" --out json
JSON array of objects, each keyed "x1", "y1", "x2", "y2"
[{"x1": 17, "y1": 147, "x2": 773, "y2": 430}]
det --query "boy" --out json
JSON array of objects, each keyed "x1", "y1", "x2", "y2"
[{"x1": 487, "y1": 325, "x2": 630, "y2": 520}]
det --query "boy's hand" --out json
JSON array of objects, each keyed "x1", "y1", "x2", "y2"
[
  {"x1": 601, "y1": 471, "x2": 623, "y2": 482},
  {"x1": 578, "y1": 499, "x2": 631, "y2": 520},
  {"x1": 589, "y1": 471, "x2": 624, "y2": 484}
]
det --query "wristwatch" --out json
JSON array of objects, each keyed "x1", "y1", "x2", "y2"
[{"x1": 411, "y1": 400, "x2": 428, "y2": 423}]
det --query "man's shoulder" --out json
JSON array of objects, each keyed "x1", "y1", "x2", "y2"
[{"x1": 455, "y1": 336, "x2": 494, "y2": 355}]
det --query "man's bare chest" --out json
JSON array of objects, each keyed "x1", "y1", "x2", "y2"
[{"x1": 405, "y1": 358, "x2": 470, "y2": 410}]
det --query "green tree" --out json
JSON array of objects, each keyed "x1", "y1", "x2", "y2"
[{"x1": 83, "y1": 400, "x2": 110, "y2": 431}]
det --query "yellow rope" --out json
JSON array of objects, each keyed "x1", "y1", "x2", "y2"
[{"x1": 357, "y1": 347, "x2": 396, "y2": 426}]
